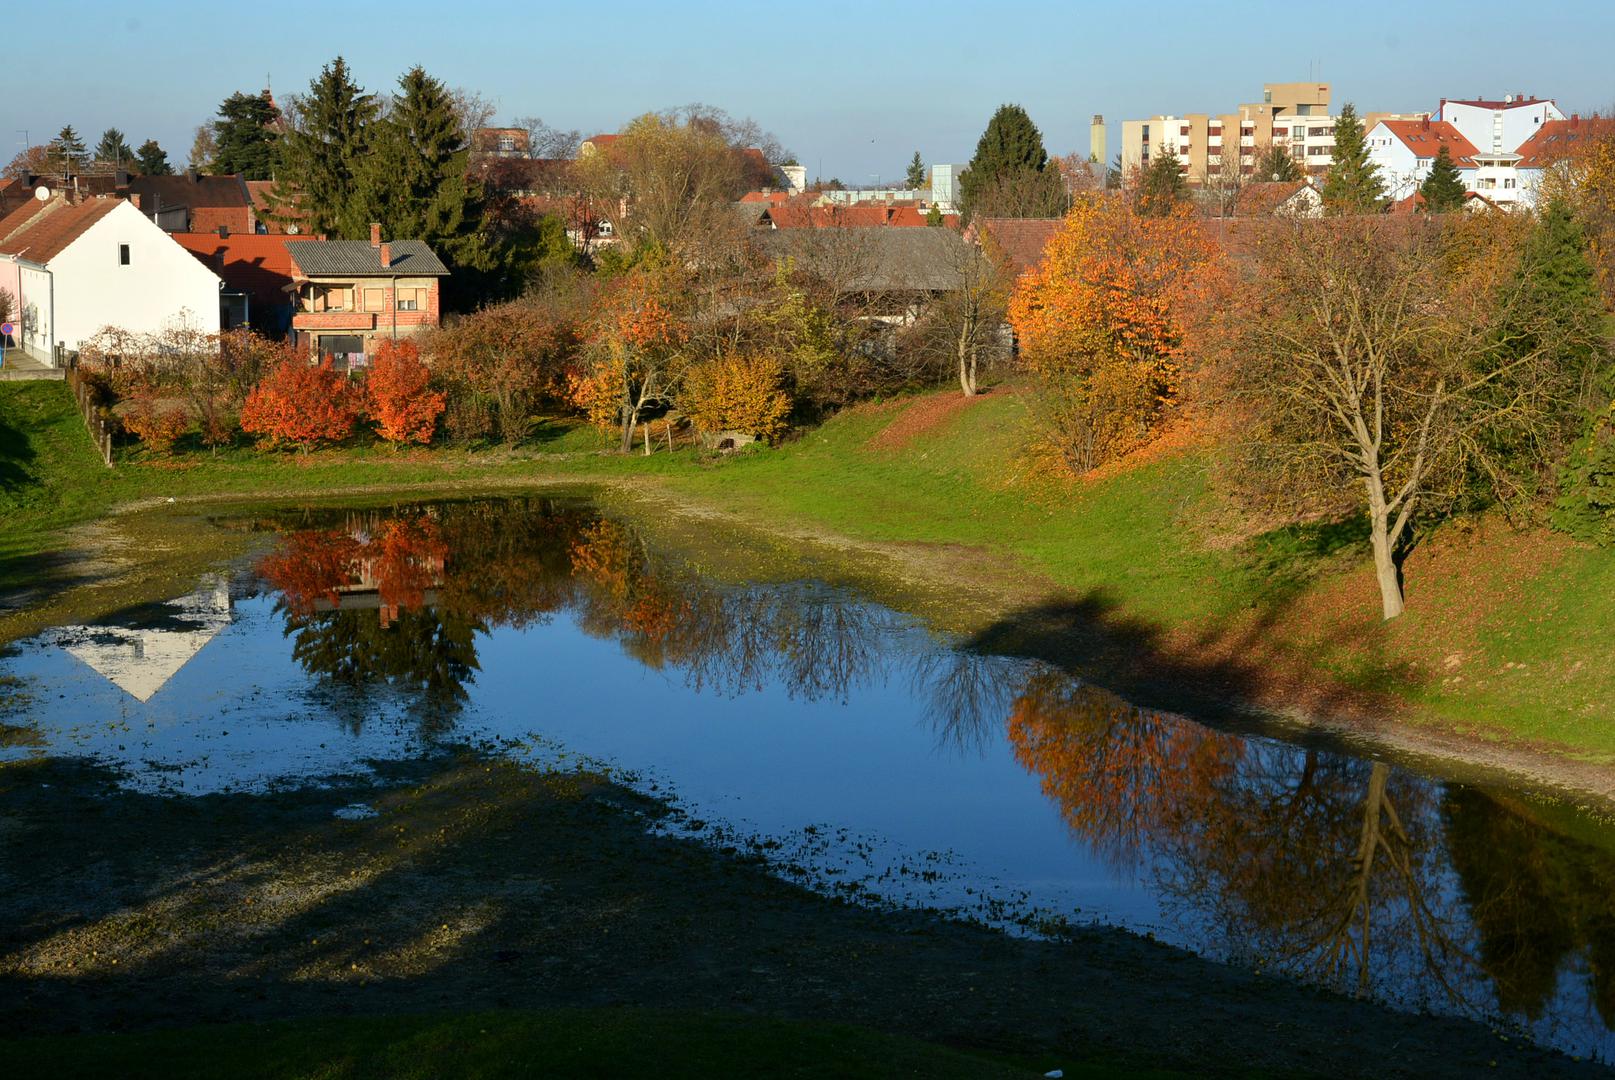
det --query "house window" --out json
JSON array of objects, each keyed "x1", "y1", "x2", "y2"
[
  {"x1": 1179, "y1": 125, "x2": 1189, "y2": 136},
  {"x1": 1141, "y1": 124, "x2": 1150, "y2": 141},
  {"x1": 310, "y1": 285, "x2": 353, "y2": 312},
  {"x1": 363, "y1": 288, "x2": 386, "y2": 312},
  {"x1": 397, "y1": 288, "x2": 421, "y2": 312},
  {"x1": 118, "y1": 244, "x2": 130, "y2": 266}
]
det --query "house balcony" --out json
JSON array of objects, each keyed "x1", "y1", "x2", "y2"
[{"x1": 293, "y1": 311, "x2": 376, "y2": 331}]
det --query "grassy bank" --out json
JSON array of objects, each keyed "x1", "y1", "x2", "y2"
[{"x1": 3, "y1": 378, "x2": 1612, "y2": 762}]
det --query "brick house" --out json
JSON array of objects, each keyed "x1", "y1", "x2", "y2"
[
  {"x1": 286, "y1": 224, "x2": 448, "y2": 366},
  {"x1": 129, "y1": 172, "x2": 257, "y2": 235}
]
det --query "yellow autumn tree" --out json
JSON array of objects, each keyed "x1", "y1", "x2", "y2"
[{"x1": 681, "y1": 353, "x2": 792, "y2": 444}]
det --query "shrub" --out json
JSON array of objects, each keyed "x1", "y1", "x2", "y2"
[
  {"x1": 365, "y1": 339, "x2": 445, "y2": 445},
  {"x1": 120, "y1": 379, "x2": 190, "y2": 453},
  {"x1": 682, "y1": 354, "x2": 791, "y2": 443},
  {"x1": 240, "y1": 357, "x2": 359, "y2": 451}
]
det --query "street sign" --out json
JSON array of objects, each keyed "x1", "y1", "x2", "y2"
[{"x1": 0, "y1": 321, "x2": 11, "y2": 368}]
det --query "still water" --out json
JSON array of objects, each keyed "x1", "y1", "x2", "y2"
[{"x1": 3, "y1": 496, "x2": 1614, "y2": 1058}]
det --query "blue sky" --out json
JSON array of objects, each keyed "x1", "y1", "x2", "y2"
[{"x1": 6, "y1": 0, "x2": 1613, "y2": 182}]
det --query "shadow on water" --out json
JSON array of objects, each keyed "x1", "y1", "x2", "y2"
[{"x1": 7, "y1": 495, "x2": 1615, "y2": 1070}]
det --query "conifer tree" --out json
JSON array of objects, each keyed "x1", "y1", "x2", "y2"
[
  {"x1": 212, "y1": 91, "x2": 283, "y2": 179},
  {"x1": 905, "y1": 151, "x2": 927, "y2": 189},
  {"x1": 1254, "y1": 143, "x2": 1301, "y2": 182},
  {"x1": 1321, "y1": 104, "x2": 1385, "y2": 214},
  {"x1": 49, "y1": 126, "x2": 86, "y2": 176},
  {"x1": 135, "y1": 139, "x2": 173, "y2": 176},
  {"x1": 1419, "y1": 145, "x2": 1466, "y2": 213},
  {"x1": 959, "y1": 104, "x2": 1065, "y2": 220},
  {"x1": 351, "y1": 66, "x2": 492, "y2": 293},
  {"x1": 267, "y1": 57, "x2": 377, "y2": 237},
  {"x1": 93, "y1": 128, "x2": 132, "y2": 168},
  {"x1": 1137, "y1": 145, "x2": 1188, "y2": 216}
]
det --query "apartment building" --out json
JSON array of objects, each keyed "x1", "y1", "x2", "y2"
[{"x1": 1119, "y1": 82, "x2": 1335, "y2": 183}]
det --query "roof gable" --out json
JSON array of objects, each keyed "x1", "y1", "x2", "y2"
[
  {"x1": 0, "y1": 197, "x2": 125, "y2": 264},
  {"x1": 1379, "y1": 120, "x2": 1479, "y2": 165}
]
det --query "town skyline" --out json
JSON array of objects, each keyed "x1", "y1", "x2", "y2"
[{"x1": 8, "y1": 0, "x2": 1615, "y2": 181}]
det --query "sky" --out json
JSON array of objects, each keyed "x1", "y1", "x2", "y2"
[{"x1": 6, "y1": 0, "x2": 1615, "y2": 183}]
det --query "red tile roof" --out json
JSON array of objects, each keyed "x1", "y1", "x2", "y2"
[
  {"x1": 765, "y1": 204, "x2": 957, "y2": 229},
  {"x1": 740, "y1": 190, "x2": 792, "y2": 205},
  {"x1": 0, "y1": 197, "x2": 124, "y2": 264},
  {"x1": 1514, "y1": 116, "x2": 1615, "y2": 169},
  {"x1": 969, "y1": 218, "x2": 1063, "y2": 275},
  {"x1": 1235, "y1": 180, "x2": 1311, "y2": 217},
  {"x1": 171, "y1": 232, "x2": 313, "y2": 306},
  {"x1": 1380, "y1": 120, "x2": 1479, "y2": 165}
]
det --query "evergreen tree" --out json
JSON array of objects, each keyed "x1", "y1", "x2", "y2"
[
  {"x1": 135, "y1": 139, "x2": 173, "y2": 176},
  {"x1": 212, "y1": 91, "x2": 283, "y2": 179},
  {"x1": 905, "y1": 151, "x2": 927, "y2": 189},
  {"x1": 93, "y1": 128, "x2": 133, "y2": 168},
  {"x1": 1419, "y1": 145, "x2": 1466, "y2": 213},
  {"x1": 48, "y1": 125, "x2": 86, "y2": 176},
  {"x1": 1137, "y1": 145, "x2": 1188, "y2": 216},
  {"x1": 1321, "y1": 103, "x2": 1385, "y2": 215},
  {"x1": 959, "y1": 104, "x2": 1064, "y2": 220},
  {"x1": 268, "y1": 57, "x2": 378, "y2": 237},
  {"x1": 1254, "y1": 143, "x2": 1301, "y2": 183},
  {"x1": 353, "y1": 66, "x2": 493, "y2": 301}
]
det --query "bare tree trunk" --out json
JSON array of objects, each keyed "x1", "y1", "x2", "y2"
[
  {"x1": 1365, "y1": 471, "x2": 1405, "y2": 620},
  {"x1": 957, "y1": 318, "x2": 977, "y2": 397}
]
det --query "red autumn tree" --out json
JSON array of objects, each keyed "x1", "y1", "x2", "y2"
[
  {"x1": 365, "y1": 339, "x2": 445, "y2": 445},
  {"x1": 240, "y1": 356, "x2": 360, "y2": 451}
]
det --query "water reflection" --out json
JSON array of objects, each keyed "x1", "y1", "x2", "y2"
[{"x1": 77, "y1": 496, "x2": 1614, "y2": 1052}]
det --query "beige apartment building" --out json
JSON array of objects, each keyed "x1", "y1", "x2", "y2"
[{"x1": 1120, "y1": 82, "x2": 1336, "y2": 183}]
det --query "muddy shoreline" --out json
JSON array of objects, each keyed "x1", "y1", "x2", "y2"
[
  {"x1": 1, "y1": 752, "x2": 1603, "y2": 1078},
  {"x1": 5, "y1": 476, "x2": 1608, "y2": 812}
]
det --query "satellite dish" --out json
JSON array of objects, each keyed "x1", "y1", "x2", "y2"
[{"x1": 34, "y1": 185, "x2": 52, "y2": 201}]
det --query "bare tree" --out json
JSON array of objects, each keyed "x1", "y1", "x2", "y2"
[
  {"x1": 920, "y1": 236, "x2": 1011, "y2": 396},
  {"x1": 449, "y1": 88, "x2": 497, "y2": 142},
  {"x1": 1208, "y1": 218, "x2": 1602, "y2": 619},
  {"x1": 513, "y1": 115, "x2": 582, "y2": 160}
]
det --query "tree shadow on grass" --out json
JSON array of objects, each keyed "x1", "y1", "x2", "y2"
[{"x1": 0, "y1": 411, "x2": 38, "y2": 495}]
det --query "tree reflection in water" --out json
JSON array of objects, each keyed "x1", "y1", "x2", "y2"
[{"x1": 251, "y1": 498, "x2": 1615, "y2": 1040}]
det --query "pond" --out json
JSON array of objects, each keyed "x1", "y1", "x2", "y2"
[{"x1": 3, "y1": 494, "x2": 1614, "y2": 1059}]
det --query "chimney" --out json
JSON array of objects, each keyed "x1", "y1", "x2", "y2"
[
  {"x1": 370, "y1": 222, "x2": 382, "y2": 247},
  {"x1": 186, "y1": 168, "x2": 199, "y2": 183},
  {"x1": 379, "y1": 242, "x2": 391, "y2": 269},
  {"x1": 217, "y1": 224, "x2": 230, "y2": 239},
  {"x1": 1421, "y1": 115, "x2": 1430, "y2": 130},
  {"x1": 130, "y1": 193, "x2": 142, "y2": 211}
]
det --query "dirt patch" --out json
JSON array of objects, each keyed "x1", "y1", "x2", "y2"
[
  {"x1": 865, "y1": 389, "x2": 988, "y2": 452},
  {"x1": 0, "y1": 753, "x2": 1598, "y2": 1079}
]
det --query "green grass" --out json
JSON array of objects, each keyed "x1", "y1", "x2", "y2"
[{"x1": 0, "y1": 1007, "x2": 1166, "y2": 1080}]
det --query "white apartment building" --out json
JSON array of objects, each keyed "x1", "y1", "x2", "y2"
[{"x1": 1437, "y1": 95, "x2": 1564, "y2": 157}]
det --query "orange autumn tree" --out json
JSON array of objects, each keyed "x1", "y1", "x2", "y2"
[
  {"x1": 365, "y1": 339, "x2": 445, "y2": 445},
  {"x1": 1008, "y1": 195, "x2": 1223, "y2": 473},
  {"x1": 240, "y1": 356, "x2": 360, "y2": 451},
  {"x1": 569, "y1": 268, "x2": 688, "y2": 453}
]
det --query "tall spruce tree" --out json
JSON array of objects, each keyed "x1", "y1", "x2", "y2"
[
  {"x1": 1419, "y1": 145, "x2": 1466, "y2": 213},
  {"x1": 212, "y1": 91, "x2": 283, "y2": 179},
  {"x1": 93, "y1": 128, "x2": 133, "y2": 168},
  {"x1": 267, "y1": 57, "x2": 378, "y2": 237},
  {"x1": 135, "y1": 139, "x2": 173, "y2": 176},
  {"x1": 49, "y1": 126, "x2": 86, "y2": 177},
  {"x1": 1321, "y1": 103, "x2": 1385, "y2": 214},
  {"x1": 905, "y1": 151, "x2": 927, "y2": 189},
  {"x1": 1254, "y1": 143, "x2": 1301, "y2": 182},
  {"x1": 959, "y1": 104, "x2": 1065, "y2": 220},
  {"x1": 1137, "y1": 145, "x2": 1189, "y2": 216},
  {"x1": 351, "y1": 66, "x2": 490, "y2": 279}
]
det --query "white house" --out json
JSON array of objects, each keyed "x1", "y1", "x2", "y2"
[
  {"x1": 0, "y1": 193, "x2": 221, "y2": 364},
  {"x1": 1364, "y1": 118, "x2": 1481, "y2": 203},
  {"x1": 1437, "y1": 95, "x2": 1563, "y2": 157}
]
